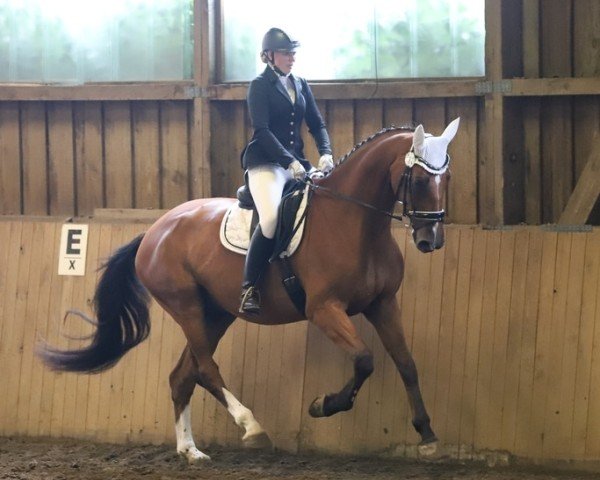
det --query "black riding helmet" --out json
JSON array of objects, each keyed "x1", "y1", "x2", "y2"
[{"x1": 261, "y1": 27, "x2": 300, "y2": 53}]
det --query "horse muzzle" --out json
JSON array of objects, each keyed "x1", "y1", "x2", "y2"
[{"x1": 413, "y1": 222, "x2": 445, "y2": 253}]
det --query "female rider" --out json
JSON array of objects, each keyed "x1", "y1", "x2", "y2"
[{"x1": 239, "y1": 27, "x2": 334, "y2": 315}]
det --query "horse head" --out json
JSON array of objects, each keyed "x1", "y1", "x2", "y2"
[{"x1": 393, "y1": 118, "x2": 460, "y2": 253}]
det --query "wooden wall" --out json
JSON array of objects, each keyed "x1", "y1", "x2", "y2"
[
  {"x1": 1, "y1": 217, "x2": 599, "y2": 468},
  {"x1": 0, "y1": 101, "x2": 202, "y2": 216},
  {"x1": 516, "y1": 0, "x2": 600, "y2": 225}
]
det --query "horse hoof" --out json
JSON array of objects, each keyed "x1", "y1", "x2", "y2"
[
  {"x1": 418, "y1": 439, "x2": 438, "y2": 458},
  {"x1": 309, "y1": 395, "x2": 326, "y2": 418},
  {"x1": 178, "y1": 447, "x2": 211, "y2": 464},
  {"x1": 242, "y1": 431, "x2": 272, "y2": 450}
]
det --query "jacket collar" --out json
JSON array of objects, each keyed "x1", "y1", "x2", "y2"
[{"x1": 264, "y1": 66, "x2": 298, "y2": 105}]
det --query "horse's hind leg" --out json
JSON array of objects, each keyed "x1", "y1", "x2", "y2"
[
  {"x1": 165, "y1": 297, "x2": 270, "y2": 464},
  {"x1": 308, "y1": 302, "x2": 374, "y2": 417},
  {"x1": 365, "y1": 296, "x2": 438, "y2": 456}
]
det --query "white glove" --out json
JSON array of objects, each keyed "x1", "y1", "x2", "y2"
[
  {"x1": 288, "y1": 159, "x2": 306, "y2": 180},
  {"x1": 318, "y1": 154, "x2": 334, "y2": 173},
  {"x1": 308, "y1": 167, "x2": 324, "y2": 180}
]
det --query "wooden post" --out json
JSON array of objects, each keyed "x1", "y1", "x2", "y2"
[
  {"x1": 480, "y1": 0, "x2": 504, "y2": 225},
  {"x1": 190, "y1": 0, "x2": 213, "y2": 199}
]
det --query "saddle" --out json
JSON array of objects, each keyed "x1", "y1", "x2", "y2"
[{"x1": 219, "y1": 179, "x2": 311, "y2": 314}]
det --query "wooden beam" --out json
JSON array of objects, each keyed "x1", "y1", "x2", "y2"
[
  {"x1": 190, "y1": 0, "x2": 213, "y2": 198},
  {"x1": 211, "y1": 80, "x2": 481, "y2": 101},
  {"x1": 480, "y1": 0, "x2": 504, "y2": 225},
  {"x1": 507, "y1": 77, "x2": 600, "y2": 96},
  {"x1": 558, "y1": 133, "x2": 600, "y2": 225},
  {"x1": 0, "y1": 83, "x2": 198, "y2": 101}
]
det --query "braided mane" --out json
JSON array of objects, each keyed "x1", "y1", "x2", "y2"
[{"x1": 334, "y1": 125, "x2": 414, "y2": 167}]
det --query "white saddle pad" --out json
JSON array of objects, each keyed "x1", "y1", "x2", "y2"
[{"x1": 219, "y1": 185, "x2": 310, "y2": 257}]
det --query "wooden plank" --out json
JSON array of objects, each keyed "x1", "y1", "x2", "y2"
[
  {"x1": 541, "y1": 233, "x2": 572, "y2": 459},
  {"x1": 585, "y1": 230, "x2": 600, "y2": 458},
  {"x1": 523, "y1": 98, "x2": 542, "y2": 224},
  {"x1": 276, "y1": 322, "x2": 308, "y2": 453},
  {"x1": 328, "y1": 101, "x2": 355, "y2": 165},
  {"x1": 0, "y1": 103, "x2": 22, "y2": 214},
  {"x1": 223, "y1": 321, "x2": 247, "y2": 446},
  {"x1": 354, "y1": 100, "x2": 384, "y2": 142},
  {"x1": 160, "y1": 101, "x2": 190, "y2": 208},
  {"x1": 540, "y1": 1, "x2": 573, "y2": 77},
  {"x1": 340, "y1": 316, "x2": 372, "y2": 451},
  {"x1": 4, "y1": 223, "x2": 34, "y2": 435},
  {"x1": 459, "y1": 227, "x2": 486, "y2": 453},
  {"x1": 558, "y1": 132, "x2": 600, "y2": 225},
  {"x1": 507, "y1": 77, "x2": 600, "y2": 96},
  {"x1": 104, "y1": 102, "x2": 133, "y2": 208},
  {"x1": 486, "y1": 230, "x2": 516, "y2": 452},
  {"x1": 190, "y1": 97, "x2": 212, "y2": 198},
  {"x1": 541, "y1": 98, "x2": 573, "y2": 223},
  {"x1": 25, "y1": 222, "x2": 58, "y2": 436},
  {"x1": 74, "y1": 102, "x2": 104, "y2": 215},
  {"x1": 0, "y1": 83, "x2": 197, "y2": 101},
  {"x1": 573, "y1": 0, "x2": 600, "y2": 77},
  {"x1": 132, "y1": 101, "x2": 160, "y2": 209},
  {"x1": 473, "y1": 229, "x2": 500, "y2": 450},
  {"x1": 0, "y1": 221, "x2": 24, "y2": 434},
  {"x1": 418, "y1": 236, "x2": 445, "y2": 449},
  {"x1": 47, "y1": 102, "x2": 75, "y2": 215},
  {"x1": 573, "y1": 97, "x2": 600, "y2": 182},
  {"x1": 555, "y1": 233, "x2": 586, "y2": 457},
  {"x1": 0, "y1": 221, "x2": 16, "y2": 429},
  {"x1": 212, "y1": 80, "x2": 481, "y2": 101},
  {"x1": 514, "y1": 229, "x2": 544, "y2": 457},
  {"x1": 139, "y1": 301, "x2": 168, "y2": 443},
  {"x1": 446, "y1": 99, "x2": 477, "y2": 224},
  {"x1": 445, "y1": 228, "x2": 473, "y2": 452},
  {"x1": 209, "y1": 101, "x2": 245, "y2": 198},
  {"x1": 522, "y1": 0, "x2": 540, "y2": 78},
  {"x1": 500, "y1": 229, "x2": 530, "y2": 451},
  {"x1": 527, "y1": 231, "x2": 558, "y2": 458},
  {"x1": 431, "y1": 228, "x2": 459, "y2": 446},
  {"x1": 378, "y1": 228, "x2": 408, "y2": 454},
  {"x1": 414, "y1": 98, "x2": 445, "y2": 136},
  {"x1": 21, "y1": 102, "x2": 48, "y2": 215},
  {"x1": 37, "y1": 224, "x2": 65, "y2": 437},
  {"x1": 569, "y1": 232, "x2": 595, "y2": 459},
  {"x1": 383, "y1": 99, "x2": 413, "y2": 128},
  {"x1": 15, "y1": 222, "x2": 50, "y2": 434},
  {"x1": 482, "y1": 0, "x2": 504, "y2": 226}
]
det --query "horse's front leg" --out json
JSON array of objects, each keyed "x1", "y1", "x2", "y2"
[
  {"x1": 307, "y1": 302, "x2": 374, "y2": 417},
  {"x1": 365, "y1": 295, "x2": 438, "y2": 455}
]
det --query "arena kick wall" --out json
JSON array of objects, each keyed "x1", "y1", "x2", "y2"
[{"x1": 0, "y1": 218, "x2": 599, "y2": 470}]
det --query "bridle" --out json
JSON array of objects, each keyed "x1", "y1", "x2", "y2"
[
  {"x1": 395, "y1": 148, "x2": 449, "y2": 224},
  {"x1": 304, "y1": 147, "x2": 450, "y2": 226}
]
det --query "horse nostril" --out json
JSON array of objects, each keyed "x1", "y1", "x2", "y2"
[{"x1": 417, "y1": 240, "x2": 434, "y2": 253}]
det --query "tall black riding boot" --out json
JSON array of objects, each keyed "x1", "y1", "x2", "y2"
[{"x1": 239, "y1": 227, "x2": 275, "y2": 315}]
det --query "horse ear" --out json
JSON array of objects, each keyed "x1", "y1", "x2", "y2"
[
  {"x1": 413, "y1": 124, "x2": 425, "y2": 156},
  {"x1": 441, "y1": 117, "x2": 460, "y2": 143}
]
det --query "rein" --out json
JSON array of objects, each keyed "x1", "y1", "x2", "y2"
[{"x1": 303, "y1": 148, "x2": 449, "y2": 225}]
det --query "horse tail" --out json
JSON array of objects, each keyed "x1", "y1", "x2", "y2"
[{"x1": 38, "y1": 233, "x2": 150, "y2": 374}]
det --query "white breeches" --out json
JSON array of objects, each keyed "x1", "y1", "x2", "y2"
[{"x1": 247, "y1": 164, "x2": 293, "y2": 239}]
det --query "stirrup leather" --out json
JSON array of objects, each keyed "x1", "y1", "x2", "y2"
[{"x1": 239, "y1": 285, "x2": 261, "y2": 314}]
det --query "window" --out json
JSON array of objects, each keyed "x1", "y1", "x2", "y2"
[
  {"x1": 0, "y1": 0, "x2": 193, "y2": 83},
  {"x1": 221, "y1": 0, "x2": 485, "y2": 82}
]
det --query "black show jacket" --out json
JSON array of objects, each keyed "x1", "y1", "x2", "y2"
[{"x1": 241, "y1": 66, "x2": 332, "y2": 170}]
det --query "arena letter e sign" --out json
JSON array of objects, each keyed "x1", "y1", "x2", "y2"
[{"x1": 58, "y1": 224, "x2": 89, "y2": 276}]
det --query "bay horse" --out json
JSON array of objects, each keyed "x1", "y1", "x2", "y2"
[{"x1": 39, "y1": 118, "x2": 460, "y2": 463}]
